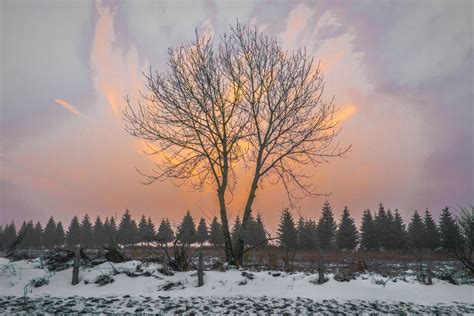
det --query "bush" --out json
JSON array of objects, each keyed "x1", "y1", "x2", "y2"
[{"x1": 94, "y1": 274, "x2": 114, "y2": 286}]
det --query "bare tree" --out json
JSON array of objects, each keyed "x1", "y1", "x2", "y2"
[
  {"x1": 124, "y1": 23, "x2": 348, "y2": 264},
  {"x1": 124, "y1": 33, "x2": 247, "y2": 262},
  {"x1": 221, "y1": 24, "x2": 350, "y2": 263}
]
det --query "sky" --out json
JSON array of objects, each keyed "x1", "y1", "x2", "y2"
[{"x1": 1, "y1": 0, "x2": 473, "y2": 230}]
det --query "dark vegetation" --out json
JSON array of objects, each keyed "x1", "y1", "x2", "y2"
[{"x1": 1, "y1": 203, "x2": 472, "y2": 275}]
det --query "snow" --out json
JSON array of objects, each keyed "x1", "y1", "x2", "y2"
[{"x1": 1, "y1": 257, "x2": 472, "y2": 305}]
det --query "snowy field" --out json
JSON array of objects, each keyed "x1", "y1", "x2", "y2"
[{"x1": 1, "y1": 257, "x2": 473, "y2": 314}]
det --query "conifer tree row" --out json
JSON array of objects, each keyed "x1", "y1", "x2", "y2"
[{"x1": 0, "y1": 205, "x2": 461, "y2": 253}]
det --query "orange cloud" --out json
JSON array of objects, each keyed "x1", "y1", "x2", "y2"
[
  {"x1": 54, "y1": 98, "x2": 84, "y2": 117},
  {"x1": 90, "y1": 0, "x2": 145, "y2": 115},
  {"x1": 335, "y1": 104, "x2": 358, "y2": 123}
]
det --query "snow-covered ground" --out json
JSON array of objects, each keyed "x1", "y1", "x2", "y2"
[{"x1": 1, "y1": 257, "x2": 473, "y2": 313}]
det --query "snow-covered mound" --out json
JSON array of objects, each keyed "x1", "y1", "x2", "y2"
[{"x1": 1, "y1": 257, "x2": 473, "y2": 313}]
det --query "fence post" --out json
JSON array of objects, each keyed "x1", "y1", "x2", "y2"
[
  {"x1": 71, "y1": 245, "x2": 80, "y2": 285},
  {"x1": 198, "y1": 252, "x2": 204, "y2": 287},
  {"x1": 426, "y1": 260, "x2": 432, "y2": 285}
]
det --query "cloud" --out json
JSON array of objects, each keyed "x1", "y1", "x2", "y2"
[
  {"x1": 54, "y1": 99, "x2": 84, "y2": 117},
  {"x1": 90, "y1": 0, "x2": 146, "y2": 115}
]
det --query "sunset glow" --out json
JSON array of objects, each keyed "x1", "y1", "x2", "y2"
[{"x1": 1, "y1": 0, "x2": 472, "y2": 231}]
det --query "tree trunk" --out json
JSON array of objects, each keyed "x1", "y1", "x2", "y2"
[
  {"x1": 235, "y1": 175, "x2": 260, "y2": 265},
  {"x1": 197, "y1": 252, "x2": 204, "y2": 287},
  {"x1": 71, "y1": 246, "x2": 80, "y2": 285},
  {"x1": 217, "y1": 187, "x2": 234, "y2": 263},
  {"x1": 318, "y1": 252, "x2": 325, "y2": 284},
  {"x1": 426, "y1": 259, "x2": 432, "y2": 285}
]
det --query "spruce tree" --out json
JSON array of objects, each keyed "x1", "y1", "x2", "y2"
[
  {"x1": 374, "y1": 204, "x2": 389, "y2": 249},
  {"x1": 55, "y1": 221, "x2": 65, "y2": 247},
  {"x1": 336, "y1": 207, "x2": 358, "y2": 250},
  {"x1": 196, "y1": 218, "x2": 209, "y2": 245},
  {"x1": 384, "y1": 209, "x2": 397, "y2": 250},
  {"x1": 32, "y1": 221, "x2": 44, "y2": 248},
  {"x1": 392, "y1": 209, "x2": 407, "y2": 249},
  {"x1": 138, "y1": 215, "x2": 148, "y2": 243},
  {"x1": 241, "y1": 213, "x2": 257, "y2": 247},
  {"x1": 66, "y1": 216, "x2": 81, "y2": 247},
  {"x1": 80, "y1": 214, "x2": 94, "y2": 248},
  {"x1": 360, "y1": 210, "x2": 377, "y2": 250},
  {"x1": 423, "y1": 209, "x2": 440, "y2": 250},
  {"x1": 118, "y1": 209, "x2": 138, "y2": 245},
  {"x1": 93, "y1": 216, "x2": 106, "y2": 247},
  {"x1": 17, "y1": 221, "x2": 27, "y2": 249},
  {"x1": 277, "y1": 208, "x2": 297, "y2": 249},
  {"x1": 317, "y1": 202, "x2": 337, "y2": 250},
  {"x1": 21, "y1": 221, "x2": 35, "y2": 249},
  {"x1": 408, "y1": 211, "x2": 425, "y2": 249},
  {"x1": 145, "y1": 217, "x2": 156, "y2": 242},
  {"x1": 254, "y1": 214, "x2": 268, "y2": 247},
  {"x1": 231, "y1": 215, "x2": 242, "y2": 244},
  {"x1": 105, "y1": 217, "x2": 118, "y2": 245},
  {"x1": 3, "y1": 222, "x2": 17, "y2": 250},
  {"x1": 438, "y1": 207, "x2": 461, "y2": 251},
  {"x1": 156, "y1": 218, "x2": 174, "y2": 244},
  {"x1": 43, "y1": 217, "x2": 57, "y2": 249},
  {"x1": 177, "y1": 211, "x2": 197, "y2": 244},
  {"x1": 209, "y1": 217, "x2": 224, "y2": 247},
  {"x1": 297, "y1": 218, "x2": 318, "y2": 250}
]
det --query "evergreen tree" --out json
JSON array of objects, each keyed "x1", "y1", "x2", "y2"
[
  {"x1": 118, "y1": 209, "x2": 138, "y2": 245},
  {"x1": 254, "y1": 214, "x2": 268, "y2": 247},
  {"x1": 392, "y1": 209, "x2": 407, "y2": 249},
  {"x1": 17, "y1": 221, "x2": 27, "y2": 248},
  {"x1": 80, "y1": 214, "x2": 94, "y2": 248},
  {"x1": 145, "y1": 217, "x2": 156, "y2": 242},
  {"x1": 374, "y1": 203, "x2": 389, "y2": 249},
  {"x1": 277, "y1": 208, "x2": 297, "y2": 249},
  {"x1": 104, "y1": 217, "x2": 118, "y2": 245},
  {"x1": 32, "y1": 221, "x2": 43, "y2": 248},
  {"x1": 93, "y1": 216, "x2": 106, "y2": 247},
  {"x1": 317, "y1": 202, "x2": 337, "y2": 250},
  {"x1": 423, "y1": 209, "x2": 440, "y2": 249},
  {"x1": 231, "y1": 215, "x2": 242, "y2": 244},
  {"x1": 336, "y1": 207, "x2": 358, "y2": 250},
  {"x1": 177, "y1": 211, "x2": 197, "y2": 244},
  {"x1": 156, "y1": 218, "x2": 174, "y2": 244},
  {"x1": 242, "y1": 214, "x2": 257, "y2": 246},
  {"x1": 297, "y1": 217, "x2": 318, "y2": 250},
  {"x1": 66, "y1": 216, "x2": 81, "y2": 247},
  {"x1": 384, "y1": 209, "x2": 397, "y2": 250},
  {"x1": 360, "y1": 210, "x2": 377, "y2": 250},
  {"x1": 43, "y1": 217, "x2": 57, "y2": 249},
  {"x1": 138, "y1": 215, "x2": 148, "y2": 243},
  {"x1": 55, "y1": 221, "x2": 65, "y2": 247},
  {"x1": 439, "y1": 207, "x2": 461, "y2": 251},
  {"x1": 209, "y1": 217, "x2": 224, "y2": 247},
  {"x1": 32, "y1": 221, "x2": 42, "y2": 248},
  {"x1": 408, "y1": 211, "x2": 425, "y2": 249},
  {"x1": 196, "y1": 218, "x2": 209, "y2": 245},
  {"x1": 20, "y1": 221, "x2": 35, "y2": 249},
  {"x1": 3, "y1": 222, "x2": 17, "y2": 250}
]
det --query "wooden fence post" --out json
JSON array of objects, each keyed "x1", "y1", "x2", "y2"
[
  {"x1": 197, "y1": 252, "x2": 204, "y2": 287},
  {"x1": 71, "y1": 245, "x2": 80, "y2": 285},
  {"x1": 426, "y1": 260, "x2": 432, "y2": 285}
]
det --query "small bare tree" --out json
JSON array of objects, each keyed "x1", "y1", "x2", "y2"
[
  {"x1": 124, "y1": 23, "x2": 349, "y2": 264},
  {"x1": 221, "y1": 25, "x2": 349, "y2": 263}
]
